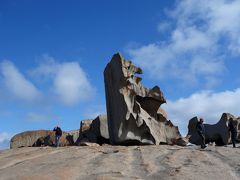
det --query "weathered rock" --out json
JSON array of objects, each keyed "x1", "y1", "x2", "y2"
[
  {"x1": 1, "y1": 146, "x2": 240, "y2": 179},
  {"x1": 67, "y1": 130, "x2": 80, "y2": 144},
  {"x1": 237, "y1": 117, "x2": 240, "y2": 141},
  {"x1": 80, "y1": 119, "x2": 93, "y2": 133},
  {"x1": 91, "y1": 114, "x2": 109, "y2": 140},
  {"x1": 158, "y1": 108, "x2": 168, "y2": 119},
  {"x1": 187, "y1": 113, "x2": 239, "y2": 146},
  {"x1": 79, "y1": 142, "x2": 100, "y2": 147},
  {"x1": 10, "y1": 130, "x2": 75, "y2": 148},
  {"x1": 78, "y1": 115, "x2": 110, "y2": 145},
  {"x1": 104, "y1": 53, "x2": 185, "y2": 145},
  {"x1": 79, "y1": 119, "x2": 97, "y2": 143}
]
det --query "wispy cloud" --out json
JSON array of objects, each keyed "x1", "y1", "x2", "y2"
[
  {"x1": 0, "y1": 60, "x2": 41, "y2": 102},
  {"x1": 26, "y1": 112, "x2": 59, "y2": 123},
  {"x1": 0, "y1": 132, "x2": 12, "y2": 150},
  {"x1": 163, "y1": 88, "x2": 240, "y2": 135},
  {"x1": 127, "y1": 0, "x2": 240, "y2": 87},
  {"x1": 157, "y1": 21, "x2": 171, "y2": 32},
  {"x1": 32, "y1": 55, "x2": 96, "y2": 106},
  {"x1": 82, "y1": 104, "x2": 106, "y2": 119}
]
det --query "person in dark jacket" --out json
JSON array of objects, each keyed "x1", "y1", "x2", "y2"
[
  {"x1": 228, "y1": 118, "x2": 237, "y2": 148},
  {"x1": 53, "y1": 126, "x2": 62, "y2": 147},
  {"x1": 196, "y1": 118, "x2": 206, "y2": 149}
]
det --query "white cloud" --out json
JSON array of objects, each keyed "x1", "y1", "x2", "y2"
[
  {"x1": 82, "y1": 104, "x2": 106, "y2": 119},
  {"x1": 31, "y1": 56, "x2": 57, "y2": 78},
  {"x1": 162, "y1": 88, "x2": 240, "y2": 135},
  {"x1": 54, "y1": 62, "x2": 95, "y2": 105},
  {"x1": 0, "y1": 60, "x2": 41, "y2": 102},
  {"x1": 127, "y1": 44, "x2": 173, "y2": 79},
  {"x1": 171, "y1": 27, "x2": 213, "y2": 52},
  {"x1": 0, "y1": 132, "x2": 12, "y2": 150},
  {"x1": 26, "y1": 112, "x2": 59, "y2": 123},
  {"x1": 157, "y1": 22, "x2": 171, "y2": 32},
  {"x1": 32, "y1": 55, "x2": 95, "y2": 106},
  {"x1": 127, "y1": 0, "x2": 240, "y2": 86}
]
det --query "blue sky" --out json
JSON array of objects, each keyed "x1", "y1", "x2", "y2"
[{"x1": 1, "y1": 0, "x2": 240, "y2": 149}]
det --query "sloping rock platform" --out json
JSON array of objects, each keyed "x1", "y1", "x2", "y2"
[{"x1": 0, "y1": 145, "x2": 239, "y2": 180}]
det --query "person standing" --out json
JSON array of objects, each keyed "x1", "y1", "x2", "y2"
[
  {"x1": 228, "y1": 118, "x2": 237, "y2": 148},
  {"x1": 196, "y1": 118, "x2": 206, "y2": 149},
  {"x1": 53, "y1": 126, "x2": 62, "y2": 147}
]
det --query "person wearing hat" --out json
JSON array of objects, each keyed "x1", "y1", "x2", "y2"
[{"x1": 196, "y1": 118, "x2": 206, "y2": 149}]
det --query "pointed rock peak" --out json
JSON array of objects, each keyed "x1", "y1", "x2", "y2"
[
  {"x1": 113, "y1": 52, "x2": 124, "y2": 59},
  {"x1": 109, "y1": 52, "x2": 124, "y2": 64}
]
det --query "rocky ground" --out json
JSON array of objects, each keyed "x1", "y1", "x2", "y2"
[{"x1": 0, "y1": 144, "x2": 239, "y2": 180}]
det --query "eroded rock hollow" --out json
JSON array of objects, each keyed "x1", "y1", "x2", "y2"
[{"x1": 104, "y1": 53, "x2": 185, "y2": 145}]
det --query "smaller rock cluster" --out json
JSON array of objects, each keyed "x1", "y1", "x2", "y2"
[
  {"x1": 10, "y1": 130, "x2": 78, "y2": 148},
  {"x1": 187, "y1": 113, "x2": 240, "y2": 146},
  {"x1": 10, "y1": 115, "x2": 108, "y2": 148},
  {"x1": 78, "y1": 115, "x2": 109, "y2": 145}
]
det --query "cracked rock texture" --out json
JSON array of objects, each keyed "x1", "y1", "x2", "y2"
[{"x1": 104, "y1": 53, "x2": 185, "y2": 145}]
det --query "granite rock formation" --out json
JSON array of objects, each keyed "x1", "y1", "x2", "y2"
[
  {"x1": 78, "y1": 115, "x2": 109, "y2": 145},
  {"x1": 104, "y1": 53, "x2": 185, "y2": 145},
  {"x1": 80, "y1": 119, "x2": 93, "y2": 133},
  {"x1": 187, "y1": 113, "x2": 240, "y2": 146},
  {"x1": 10, "y1": 130, "x2": 76, "y2": 148},
  {"x1": 67, "y1": 130, "x2": 80, "y2": 145}
]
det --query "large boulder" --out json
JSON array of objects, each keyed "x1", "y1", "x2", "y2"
[
  {"x1": 10, "y1": 130, "x2": 75, "y2": 148},
  {"x1": 78, "y1": 119, "x2": 97, "y2": 143},
  {"x1": 187, "y1": 113, "x2": 239, "y2": 146},
  {"x1": 78, "y1": 115, "x2": 109, "y2": 145},
  {"x1": 91, "y1": 114, "x2": 109, "y2": 141},
  {"x1": 104, "y1": 53, "x2": 185, "y2": 145},
  {"x1": 67, "y1": 130, "x2": 80, "y2": 144},
  {"x1": 80, "y1": 119, "x2": 93, "y2": 133}
]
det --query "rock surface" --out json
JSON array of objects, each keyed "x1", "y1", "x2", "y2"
[
  {"x1": 10, "y1": 130, "x2": 75, "y2": 148},
  {"x1": 67, "y1": 130, "x2": 80, "y2": 145},
  {"x1": 80, "y1": 119, "x2": 93, "y2": 133},
  {"x1": 78, "y1": 115, "x2": 109, "y2": 145},
  {"x1": 187, "y1": 113, "x2": 240, "y2": 146},
  {"x1": 104, "y1": 53, "x2": 185, "y2": 145},
  {"x1": 0, "y1": 145, "x2": 239, "y2": 180}
]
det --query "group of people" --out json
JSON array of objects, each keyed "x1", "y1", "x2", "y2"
[{"x1": 196, "y1": 118, "x2": 238, "y2": 149}]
